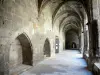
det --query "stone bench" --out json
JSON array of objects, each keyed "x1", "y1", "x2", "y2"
[
  {"x1": 10, "y1": 65, "x2": 32, "y2": 75},
  {"x1": 93, "y1": 63, "x2": 100, "y2": 75}
]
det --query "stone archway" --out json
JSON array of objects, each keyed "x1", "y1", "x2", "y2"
[
  {"x1": 71, "y1": 42, "x2": 77, "y2": 49},
  {"x1": 17, "y1": 33, "x2": 33, "y2": 65},
  {"x1": 43, "y1": 38, "x2": 51, "y2": 57},
  {"x1": 55, "y1": 36, "x2": 59, "y2": 53},
  {"x1": 9, "y1": 33, "x2": 33, "y2": 69},
  {"x1": 65, "y1": 30, "x2": 79, "y2": 50}
]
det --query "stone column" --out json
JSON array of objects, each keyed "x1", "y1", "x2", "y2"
[
  {"x1": 78, "y1": 34, "x2": 81, "y2": 52},
  {"x1": 81, "y1": 31, "x2": 84, "y2": 54},
  {"x1": 98, "y1": 20, "x2": 100, "y2": 57},
  {"x1": 83, "y1": 24, "x2": 88, "y2": 56}
]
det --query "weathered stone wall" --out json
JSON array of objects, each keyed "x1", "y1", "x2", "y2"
[
  {"x1": 9, "y1": 38, "x2": 22, "y2": 69},
  {"x1": 0, "y1": 0, "x2": 56, "y2": 75},
  {"x1": 92, "y1": 1, "x2": 100, "y2": 74},
  {"x1": 0, "y1": 0, "x2": 38, "y2": 74},
  {"x1": 0, "y1": 0, "x2": 92, "y2": 75}
]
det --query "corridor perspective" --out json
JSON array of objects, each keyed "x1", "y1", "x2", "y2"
[
  {"x1": 20, "y1": 50, "x2": 93, "y2": 75},
  {"x1": 0, "y1": 0, "x2": 100, "y2": 75}
]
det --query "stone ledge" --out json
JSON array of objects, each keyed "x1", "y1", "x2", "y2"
[
  {"x1": 85, "y1": 53, "x2": 89, "y2": 58},
  {"x1": 10, "y1": 65, "x2": 32, "y2": 75},
  {"x1": 93, "y1": 63, "x2": 100, "y2": 75}
]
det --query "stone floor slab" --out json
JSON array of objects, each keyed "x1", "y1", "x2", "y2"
[{"x1": 20, "y1": 50, "x2": 93, "y2": 75}]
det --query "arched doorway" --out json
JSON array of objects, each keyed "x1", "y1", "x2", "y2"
[
  {"x1": 55, "y1": 36, "x2": 59, "y2": 53},
  {"x1": 43, "y1": 39, "x2": 51, "y2": 57},
  {"x1": 17, "y1": 33, "x2": 33, "y2": 65},
  {"x1": 10, "y1": 33, "x2": 33, "y2": 69},
  {"x1": 65, "y1": 30, "x2": 79, "y2": 50},
  {"x1": 71, "y1": 42, "x2": 77, "y2": 49}
]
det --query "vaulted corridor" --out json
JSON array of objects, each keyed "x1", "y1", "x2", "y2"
[
  {"x1": 1, "y1": 0, "x2": 100, "y2": 75},
  {"x1": 20, "y1": 50, "x2": 93, "y2": 75}
]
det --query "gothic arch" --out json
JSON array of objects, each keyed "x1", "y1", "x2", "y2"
[
  {"x1": 43, "y1": 38, "x2": 51, "y2": 57},
  {"x1": 9, "y1": 33, "x2": 33, "y2": 69}
]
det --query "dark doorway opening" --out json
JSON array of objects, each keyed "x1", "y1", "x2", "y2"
[
  {"x1": 55, "y1": 36, "x2": 59, "y2": 53},
  {"x1": 72, "y1": 42, "x2": 77, "y2": 49},
  {"x1": 65, "y1": 41, "x2": 70, "y2": 49},
  {"x1": 43, "y1": 39, "x2": 51, "y2": 57},
  {"x1": 17, "y1": 33, "x2": 33, "y2": 65},
  {"x1": 65, "y1": 30, "x2": 79, "y2": 50}
]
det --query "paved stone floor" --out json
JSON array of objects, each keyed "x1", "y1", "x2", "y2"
[{"x1": 20, "y1": 50, "x2": 93, "y2": 75}]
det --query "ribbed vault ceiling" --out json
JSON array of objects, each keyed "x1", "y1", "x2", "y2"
[{"x1": 38, "y1": 0, "x2": 88, "y2": 35}]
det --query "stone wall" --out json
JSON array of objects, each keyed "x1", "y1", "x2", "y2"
[
  {"x1": 0, "y1": 0, "x2": 57, "y2": 74},
  {"x1": 0, "y1": 0, "x2": 93, "y2": 75}
]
